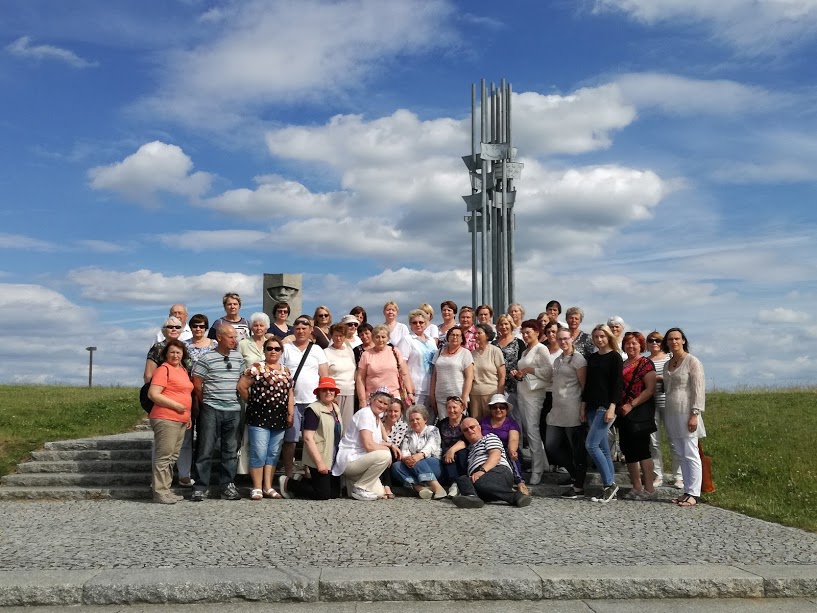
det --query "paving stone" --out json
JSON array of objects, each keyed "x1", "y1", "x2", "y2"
[
  {"x1": 737, "y1": 565, "x2": 817, "y2": 597},
  {"x1": 0, "y1": 570, "x2": 99, "y2": 606}
]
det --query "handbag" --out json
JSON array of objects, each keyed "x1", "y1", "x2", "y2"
[
  {"x1": 391, "y1": 347, "x2": 408, "y2": 402},
  {"x1": 699, "y1": 441, "x2": 716, "y2": 493},
  {"x1": 621, "y1": 358, "x2": 656, "y2": 434}
]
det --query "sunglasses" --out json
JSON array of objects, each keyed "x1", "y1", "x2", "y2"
[
  {"x1": 190, "y1": 323, "x2": 207, "y2": 329},
  {"x1": 647, "y1": 338, "x2": 662, "y2": 344},
  {"x1": 294, "y1": 320, "x2": 311, "y2": 327},
  {"x1": 347, "y1": 322, "x2": 359, "y2": 327},
  {"x1": 446, "y1": 395, "x2": 463, "y2": 403},
  {"x1": 490, "y1": 406, "x2": 507, "y2": 411},
  {"x1": 462, "y1": 424, "x2": 478, "y2": 431},
  {"x1": 222, "y1": 356, "x2": 233, "y2": 370},
  {"x1": 264, "y1": 346, "x2": 283, "y2": 352},
  {"x1": 317, "y1": 313, "x2": 330, "y2": 318},
  {"x1": 165, "y1": 325, "x2": 182, "y2": 330},
  {"x1": 410, "y1": 320, "x2": 425, "y2": 325}
]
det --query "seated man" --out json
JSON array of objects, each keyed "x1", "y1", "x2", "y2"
[{"x1": 452, "y1": 417, "x2": 532, "y2": 509}]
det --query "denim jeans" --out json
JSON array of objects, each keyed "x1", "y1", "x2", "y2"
[
  {"x1": 247, "y1": 426, "x2": 286, "y2": 469},
  {"x1": 440, "y1": 448, "x2": 469, "y2": 486},
  {"x1": 391, "y1": 457, "x2": 442, "y2": 486},
  {"x1": 193, "y1": 405, "x2": 241, "y2": 490},
  {"x1": 585, "y1": 408, "x2": 615, "y2": 486}
]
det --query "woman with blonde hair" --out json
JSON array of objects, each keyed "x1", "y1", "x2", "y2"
[
  {"x1": 418, "y1": 303, "x2": 440, "y2": 343},
  {"x1": 383, "y1": 301, "x2": 412, "y2": 358},
  {"x1": 312, "y1": 306, "x2": 332, "y2": 349}
]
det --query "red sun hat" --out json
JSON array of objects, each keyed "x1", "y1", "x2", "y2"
[{"x1": 313, "y1": 377, "x2": 340, "y2": 396}]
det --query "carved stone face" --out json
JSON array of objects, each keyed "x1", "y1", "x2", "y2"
[{"x1": 267, "y1": 285, "x2": 299, "y2": 303}]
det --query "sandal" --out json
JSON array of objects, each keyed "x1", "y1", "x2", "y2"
[
  {"x1": 383, "y1": 487, "x2": 395, "y2": 500},
  {"x1": 517, "y1": 483, "x2": 530, "y2": 496},
  {"x1": 251, "y1": 488, "x2": 263, "y2": 501},
  {"x1": 263, "y1": 488, "x2": 282, "y2": 499},
  {"x1": 677, "y1": 494, "x2": 698, "y2": 507}
]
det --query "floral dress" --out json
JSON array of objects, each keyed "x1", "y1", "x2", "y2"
[
  {"x1": 245, "y1": 363, "x2": 292, "y2": 431},
  {"x1": 493, "y1": 338, "x2": 525, "y2": 394}
]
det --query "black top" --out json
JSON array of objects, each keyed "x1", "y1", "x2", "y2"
[{"x1": 582, "y1": 351, "x2": 624, "y2": 410}]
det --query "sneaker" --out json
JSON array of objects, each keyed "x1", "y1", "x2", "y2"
[
  {"x1": 153, "y1": 494, "x2": 178, "y2": 505},
  {"x1": 593, "y1": 484, "x2": 619, "y2": 504},
  {"x1": 172, "y1": 493, "x2": 185, "y2": 502},
  {"x1": 556, "y1": 466, "x2": 569, "y2": 474},
  {"x1": 278, "y1": 476, "x2": 292, "y2": 499},
  {"x1": 560, "y1": 487, "x2": 584, "y2": 499},
  {"x1": 452, "y1": 495, "x2": 485, "y2": 509},
  {"x1": 190, "y1": 490, "x2": 206, "y2": 502},
  {"x1": 514, "y1": 494, "x2": 532, "y2": 507},
  {"x1": 351, "y1": 486, "x2": 378, "y2": 501},
  {"x1": 653, "y1": 477, "x2": 664, "y2": 489},
  {"x1": 418, "y1": 488, "x2": 433, "y2": 500},
  {"x1": 178, "y1": 477, "x2": 195, "y2": 487},
  {"x1": 673, "y1": 477, "x2": 684, "y2": 490},
  {"x1": 447, "y1": 483, "x2": 459, "y2": 498},
  {"x1": 528, "y1": 473, "x2": 542, "y2": 485},
  {"x1": 221, "y1": 483, "x2": 241, "y2": 500}
]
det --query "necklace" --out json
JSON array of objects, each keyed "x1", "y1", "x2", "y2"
[{"x1": 670, "y1": 353, "x2": 685, "y2": 368}]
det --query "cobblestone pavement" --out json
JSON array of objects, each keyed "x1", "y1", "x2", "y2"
[{"x1": 2, "y1": 492, "x2": 816, "y2": 571}]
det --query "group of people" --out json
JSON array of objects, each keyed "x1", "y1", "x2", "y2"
[{"x1": 144, "y1": 294, "x2": 706, "y2": 509}]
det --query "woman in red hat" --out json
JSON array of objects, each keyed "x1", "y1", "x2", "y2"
[{"x1": 279, "y1": 376, "x2": 344, "y2": 500}]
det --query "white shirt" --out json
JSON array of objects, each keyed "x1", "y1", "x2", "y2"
[
  {"x1": 282, "y1": 342, "x2": 328, "y2": 405},
  {"x1": 333, "y1": 406, "x2": 383, "y2": 476}
]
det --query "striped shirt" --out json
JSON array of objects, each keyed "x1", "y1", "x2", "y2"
[
  {"x1": 466, "y1": 433, "x2": 511, "y2": 475},
  {"x1": 192, "y1": 349, "x2": 243, "y2": 411}
]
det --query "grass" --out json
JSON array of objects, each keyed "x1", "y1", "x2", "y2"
[
  {"x1": 0, "y1": 384, "x2": 814, "y2": 532},
  {"x1": 691, "y1": 389, "x2": 817, "y2": 532},
  {"x1": 0, "y1": 385, "x2": 143, "y2": 477}
]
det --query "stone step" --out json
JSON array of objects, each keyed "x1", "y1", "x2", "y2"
[
  {"x1": 44, "y1": 436, "x2": 153, "y2": 451},
  {"x1": 0, "y1": 484, "x2": 218, "y2": 501},
  {"x1": 31, "y1": 449, "x2": 152, "y2": 461},
  {"x1": 1, "y1": 472, "x2": 150, "y2": 487},
  {"x1": 15, "y1": 460, "x2": 152, "y2": 474}
]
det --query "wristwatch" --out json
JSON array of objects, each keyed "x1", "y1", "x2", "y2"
[{"x1": 691, "y1": 409, "x2": 700, "y2": 416}]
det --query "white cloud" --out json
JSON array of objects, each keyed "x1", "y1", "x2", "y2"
[
  {"x1": 0, "y1": 233, "x2": 58, "y2": 251},
  {"x1": 159, "y1": 230, "x2": 269, "y2": 252},
  {"x1": 615, "y1": 73, "x2": 789, "y2": 115},
  {"x1": 67, "y1": 268, "x2": 259, "y2": 303},
  {"x1": 756, "y1": 307, "x2": 810, "y2": 324},
  {"x1": 75, "y1": 239, "x2": 128, "y2": 253},
  {"x1": 138, "y1": 0, "x2": 456, "y2": 129},
  {"x1": 594, "y1": 0, "x2": 817, "y2": 53},
  {"x1": 5, "y1": 36, "x2": 98, "y2": 69},
  {"x1": 88, "y1": 141, "x2": 213, "y2": 205}
]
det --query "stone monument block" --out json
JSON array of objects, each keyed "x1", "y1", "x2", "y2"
[{"x1": 263, "y1": 273, "x2": 303, "y2": 325}]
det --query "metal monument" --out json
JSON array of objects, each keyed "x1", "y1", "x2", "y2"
[{"x1": 462, "y1": 78, "x2": 522, "y2": 314}]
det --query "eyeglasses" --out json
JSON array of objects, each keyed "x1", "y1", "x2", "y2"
[
  {"x1": 165, "y1": 325, "x2": 182, "y2": 330},
  {"x1": 190, "y1": 323, "x2": 206, "y2": 329},
  {"x1": 462, "y1": 425, "x2": 479, "y2": 431},
  {"x1": 223, "y1": 356, "x2": 233, "y2": 370},
  {"x1": 264, "y1": 346, "x2": 283, "y2": 352},
  {"x1": 647, "y1": 338, "x2": 662, "y2": 344},
  {"x1": 317, "y1": 313, "x2": 330, "y2": 318},
  {"x1": 410, "y1": 320, "x2": 425, "y2": 325}
]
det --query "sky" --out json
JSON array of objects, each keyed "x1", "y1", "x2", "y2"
[{"x1": 1, "y1": 0, "x2": 817, "y2": 389}]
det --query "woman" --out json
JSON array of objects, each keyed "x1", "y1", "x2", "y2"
[
  {"x1": 356, "y1": 324, "x2": 415, "y2": 407},
  {"x1": 566, "y1": 306, "x2": 595, "y2": 359},
  {"x1": 237, "y1": 336, "x2": 294, "y2": 500},
  {"x1": 429, "y1": 327, "x2": 474, "y2": 418},
  {"x1": 312, "y1": 306, "x2": 332, "y2": 349},
  {"x1": 341, "y1": 314, "x2": 363, "y2": 349},
  {"x1": 144, "y1": 317, "x2": 186, "y2": 383},
  {"x1": 350, "y1": 305, "x2": 368, "y2": 325},
  {"x1": 208, "y1": 292, "x2": 250, "y2": 341},
  {"x1": 493, "y1": 314, "x2": 526, "y2": 424},
  {"x1": 662, "y1": 328, "x2": 706, "y2": 507},
  {"x1": 458, "y1": 306, "x2": 477, "y2": 351},
  {"x1": 238, "y1": 312, "x2": 272, "y2": 369},
  {"x1": 469, "y1": 323, "x2": 506, "y2": 420},
  {"x1": 147, "y1": 340, "x2": 193, "y2": 504},
  {"x1": 380, "y1": 397, "x2": 408, "y2": 499},
  {"x1": 479, "y1": 394, "x2": 528, "y2": 495},
  {"x1": 269, "y1": 302, "x2": 294, "y2": 339},
  {"x1": 324, "y1": 323, "x2": 357, "y2": 428},
  {"x1": 581, "y1": 324, "x2": 624, "y2": 504},
  {"x1": 545, "y1": 300, "x2": 562, "y2": 324},
  {"x1": 510, "y1": 319, "x2": 553, "y2": 485},
  {"x1": 438, "y1": 300, "x2": 458, "y2": 349},
  {"x1": 383, "y1": 301, "x2": 412, "y2": 359},
  {"x1": 407, "y1": 309, "x2": 438, "y2": 412},
  {"x1": 607, "y1": 316, "x2": 626, "y2": 355},
  {"x1": 279, "y1": 377, "x2": 344, "y2": 500},
  {"x1": 353, "y1": 322, "x2": 374, "y2": 365},
  {"x1": 538, "y1": 320, "x2": 563, "y2": 450},
  {"x1": 332, "y1": 387, "x2": 400, "y2": 500},
  {"x1": 476, "y1": 304, "x2": 495, "y2": 329},
  {"x1": 508, "y1": 303, "x2": 525, "y2": 338},
  {"x1": 418, "y1": 303, "x2": 440, "y2": 344},
  {"x1": 436, "y1": 396, "x2": 469, "y2": 496},
  {"x1": 618, "y1": 331, "x2": 658, "y2": 500},
  {"x1": 646, "y1": 331, "x2": 681, "y2": 488},
  {"x1": 547, "y1": 329, "x2": 588, "y2": 499},
  {"x1": 392, "y1": 405, "x2": 445, "y2": 499},
  {"x1": 179, "y1": 312, "x2": 216, "y2": 487}
]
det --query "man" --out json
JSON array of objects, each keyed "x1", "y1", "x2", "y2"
[
  {"x1": 280, "y1": 316, "x2": 329, "y2": 478},
  {"x1": 190, "y1": 325, "x2": 244, "y2": 501},
  {"x1": 452, "y1": 417, "x2": 532, "y2": 509},
  {"x1": 154, "y1": 304, "x2": 192, "y2": 343}
]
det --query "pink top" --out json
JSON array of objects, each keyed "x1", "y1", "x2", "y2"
[{"x1": 359, "y1": 347, "x2": 403, "y2": 399}]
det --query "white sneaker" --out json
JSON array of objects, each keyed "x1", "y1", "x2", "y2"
[
  {"x1": 673, "y1": 477, "x2": 684, "y2": 489},
  {"x1": 528, "y1": 473, "x2": 542, "y2": 485},
  {"x1": 418, "y1": 488, "x2": 433, "y2": 500},
  {"x1": 447, "y1": 483, "x2": 459, "y2": 498},
  {"x1": 351, "y1": 486, "x2": 378, "y2": 501},
  {"x1": 653, "y1": 477, "x2": 664, "y2": 489}
]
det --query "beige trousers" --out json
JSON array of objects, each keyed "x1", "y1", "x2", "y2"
[
  {"x1": 151, "y1": 418, "x2": 187, "y2": 497},
  {"x1": 343, "y1": 450, "x2": 391, "y2": 497}
]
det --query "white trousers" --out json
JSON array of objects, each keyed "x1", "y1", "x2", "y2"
[
  {"x1": 517, "y1": 390, "x2": 548, "y2": 476},
  {"x1": 669, "y1": 436, "x2": 702, "y2": 497},
  {"x1": 650, "y1": 409, "x2": 682, "y2": 481}
]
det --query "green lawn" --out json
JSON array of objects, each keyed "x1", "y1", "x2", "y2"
[
  {"x1": 0, "y1": 385, "x2": 143, "y2": 476},
  {"x1": 0, "y1": 384, "x2": 814, "y2": 532}
]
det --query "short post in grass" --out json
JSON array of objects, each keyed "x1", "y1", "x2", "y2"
[{"x1": 85, "y1": 346, "x2": 97, "y2": 387}]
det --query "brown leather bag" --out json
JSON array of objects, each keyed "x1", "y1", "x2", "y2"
[{"x1": 698, "y1": 441, "x2": 716, "y2": 493}]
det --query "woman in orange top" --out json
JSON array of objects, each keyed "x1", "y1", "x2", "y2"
[{"x1": 147, "y1": 339, "x2": 193, "y2": 504}]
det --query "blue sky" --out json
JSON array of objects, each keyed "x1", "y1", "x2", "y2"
[{"x1": 2, "y1": 0, "x2": 816, "y2": 388}]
